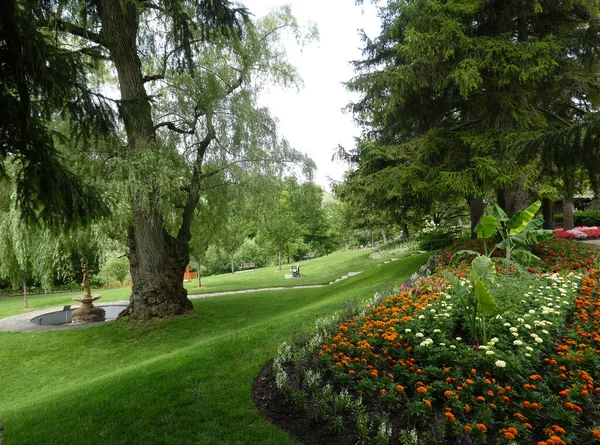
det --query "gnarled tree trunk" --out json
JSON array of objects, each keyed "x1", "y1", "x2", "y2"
[{"x1": 98, "y1": 0, "x2": 193, "y2": 320}]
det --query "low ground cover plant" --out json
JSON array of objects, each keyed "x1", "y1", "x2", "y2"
[
  {"x1": 370, "y1": 240, "x2": 420, "y2": 260},
  {"x1": 555, "y1": 226, "x2": 600, "y2": 240},
  {"x1": 271, "y1": 239, "x2": 600, "y2": 444}
]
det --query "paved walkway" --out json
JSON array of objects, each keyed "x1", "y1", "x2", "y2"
[{"x1": 0, "y1": 272, "x2": 363, "y2": 333}]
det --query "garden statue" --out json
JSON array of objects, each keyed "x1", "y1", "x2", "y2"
[{"x1": 71, "y1": 265, "x2": 105, "y2": 324}]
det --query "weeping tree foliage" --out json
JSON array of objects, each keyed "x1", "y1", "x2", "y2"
[
  {"x1": 346, "y1": 0, "x2": 600, "y2": 224},
  {"x1": 0, "y1": 0, "x2": 113, "y2": 227},
  {"x1": 26, "y1": 1, "x2": 315, "y2": 320}
]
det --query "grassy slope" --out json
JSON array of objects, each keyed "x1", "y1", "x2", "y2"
[
  {"x1": 0, "y1": 253, "x2": 428, "y2": 445},
  {"x1": 0, "y1": 248, "x2": 407, "y2": 319}
]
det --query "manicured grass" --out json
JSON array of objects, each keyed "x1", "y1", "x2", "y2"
[
  {"x1": 187, "y1": 247, "x2": 399, "y2": 294},
  {"x1": 0, "y1": 247, "x2": 406, "y2": 320},
  {"x1": 0, "y1": 253, "x2": 429, "y2": 444}
]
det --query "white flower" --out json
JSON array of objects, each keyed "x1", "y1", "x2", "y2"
[
  {"x1": 439, "y1": 343, "x2": 446, "y2": 346},
  {"x1": 420, "y1": 338, "x2": 433, "y2": 347},
  {"x1": 535, "y1": 337, "x2": 543, "y2": 343},
  {"x1": 524, "y1": 324, "x2": 532, "y2": 329},
  {"x1": 430, "y1": 309, "x2": 436, "y2": 313},
  {"x1": 513, "y1": 340, "x2": 523, "y2": 346},
  {"x1": 525, "y1": 346, "x2": 533, "y2": 351},
  {"x1": 456, "y1": 337, "x2": 462, "y2": 341},
  {"x1": 509, "y1": 327, "x2": 518, "y2": 332},
  {"x1": 495, "y1": 360, "x2": 506, "y2": 368},
  {"x1": 450, "y1": 345, "x2": 456, "y2": 349},
  {"x1": 517, "y1": 318, "x2": 525, "y2": 323},
  {"x1": 433, "y1": 329, "x2": 441, "y2": 333},
  {"x1": 418, "y1": 315, "x2": 425, "y2": 319},
  {"x1": 525, "y1": 353, "x2": 531, "y2": 357},
  {"x1": 405, "y1": 329, "x2": 412, "y2": 333},
  {"x1": 415, "y1": 332, "x2": 424, "y2": 338},
  {"x1": 490, "y1": 337, "x2": 499, "y2": 343},
  {"x1": 512, "y1": 332, "x2": 519, "y2": 337},
  {"x1": 479, "y1": 345, "x2": 488, "y2": 350},
  {"x1": 485, "y1": 350, "x2": 495, "y2": 355},
  {"x1": 504, "y1": 323, "x2": 511, "y2": 327},
  {"x1": 542, "y1": 330, "x2": 549, "y2": 335}
]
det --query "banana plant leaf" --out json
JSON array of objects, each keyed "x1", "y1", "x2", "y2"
[
  {"x1": 508, "y1": 200, "x2": 542, "y2": 236},
  {"x1": 475, "y1": 215, "x2": 497, "y2": 239}
]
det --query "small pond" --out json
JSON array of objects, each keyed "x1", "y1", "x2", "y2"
[{"x1": 30, "y1": 305, "x2": 127, "y2": 326}]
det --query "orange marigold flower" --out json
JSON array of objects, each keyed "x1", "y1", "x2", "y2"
[
  {"x1": 370, "y1": 370, "x2": 378, "y2": 378},
  {"x1": 487, "y1": 390, "x2": 494, "y2": 397},
  {"x1": 476, "y1": 396, "x2": 486, "y2": 402},
  {"x1": 476, "y1": 424, "x2": 487, "y2": 433},
  {"x1": 489, "y1": 403, "x2": 497, "y2": 409},
  {"x1": 513, "y1": 413, "x2": 528, "y2": 421},
  {"x1": 508, "y1": 427, "x2": 518, "y2": 435},
  {"x1": 502, "y1": 396, "x2": 511, "y2": 403},
  {"x1": 504, "y1": 432, "x2": 516, "y2": 440},
  {"x1": 464, "y1": 426, "x2": 472, "y2": 432},
  {"x1": 552, "y1": 425, "x2": 566, "y2": 435},
  {"x1": 548, "y1": 435, "x2": 566, "y2": 445},
  {"x1": 530, "y1": 374, "x2": 543, "y2": 381},
  {"x1": 444, "y1": 412, "x2": 455, "y2": 422},
  {"x1": 379, "y1": 389, "x2": 387, "y2": 396},
  {"x1": 592, "y1": 429, "x2": 600, "y2": 438},
  {"x1": 424, "y1": 399, "x2": 432, "y2": 409},
  {"x1": 524, "y1": 423, "x2": 533, "y2": 429},
  {"x1": 444, "y1": 390, "x2": 454, "y2": 397},
  {"x1": 396, "y1": 385, "x2": 404, "y2": 392},
  {"x1": 464, "y1": 404, "x2": 471, "y2": 413},
  {"x1": 471, "y1": 368, "x2": 477, "y2": 374},
  {"x1": 348, "y1": 370, "x2": 355, "y2": 375},
  {"x1": 465, "y1": 379, "x2": 475, "y2": 385},
  {"x1": 417, "y1": 386, "x2": 427, "y2": 393},
  {"x1": 443, "y1": 367, "x2": 450, "y2": 373},
  {"x1": 558, "y1": 389, "x2": 570, "y2": 397}
]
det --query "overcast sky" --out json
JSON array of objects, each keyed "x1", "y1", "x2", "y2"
[{"x1": 242, "y1": 1, "x2": 381, "y2": 190}]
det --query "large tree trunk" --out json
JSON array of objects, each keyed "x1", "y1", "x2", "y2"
[
  {"x1": 469, "y1": 197, "x2": 484, "y2": 240},
  {"x1": 542, "y1": 198, "x2": 554, "y2": 230},
  {"x1": 99, "y1": 0, "x2": 192, "y2": 320},
  {"x1": 563, "y1": 197, "x2": 575, "y2": 230},
  {"x1": 381, "y1": 230, "x2": 387, "y2": 244},
  {"x1": 503, "y1": 176, "x2": 530, "y2": 217},
  {"x1": 402, "y1": 223, "x2": 409, "y2": 241}
]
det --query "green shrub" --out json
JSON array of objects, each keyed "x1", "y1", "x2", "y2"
[
  {"x1": 417, "y1": 227, "x2": 460, "y2": 251},
  {"x1": 554, "y1": 210, "x2": 600, "y2": 226}
]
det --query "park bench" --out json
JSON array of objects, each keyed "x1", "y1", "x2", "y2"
[
  {"x1": 302, "y1": 252, "x2": 317, "y2": 260},
  {"x1": 290, "y1": 265, "x2": 301, "y2": 277},
  {"x1": 239, "y1": 262, "x2": 256, "y2": 271}
]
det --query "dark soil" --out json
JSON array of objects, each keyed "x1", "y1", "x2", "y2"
[{"x1": 251, "y1": 360, "x2": 358, "y2": 445}]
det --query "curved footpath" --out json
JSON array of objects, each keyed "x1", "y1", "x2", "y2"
[{"x1": 0, "y1": 272, "x2": 362, "y2": 333}]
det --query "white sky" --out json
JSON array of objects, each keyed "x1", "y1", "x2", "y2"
[{"x1": 242, "y1": 1, "x2": 381, "y2": 190}]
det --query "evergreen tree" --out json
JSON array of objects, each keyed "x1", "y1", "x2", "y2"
[{"x1": 348, "y1": 0, "x2": 600, "y2": 225}]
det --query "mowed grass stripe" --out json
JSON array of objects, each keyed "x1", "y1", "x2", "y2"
[{"x1": 0, "y1": 254, "x2": 428, "y2": 445}]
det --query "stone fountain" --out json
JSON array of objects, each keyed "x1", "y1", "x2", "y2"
[{"x1": 71, "y1": 265, "x2": 105, "y2": 324}]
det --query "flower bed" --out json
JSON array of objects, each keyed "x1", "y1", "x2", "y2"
[
  {"x1": 271, "y1": 244, "x2": 600, "y2": 444},
  {"x1": 555, "y1": 227, "x2": 600, "y2": 240}
]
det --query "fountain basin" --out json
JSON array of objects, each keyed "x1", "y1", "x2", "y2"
[{"x1": 30, "y1": 305, "x2": 127, "y2": 326}]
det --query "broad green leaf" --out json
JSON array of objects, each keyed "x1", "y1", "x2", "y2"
[
  {"x1": 489, "y1": 203, "x2": 508, "y2": 222},
  {"x1": 475, "y1": 215, "x2": 497, "y2": 239},
  {"x1": 473, "y1": 279, "x2": 496, "y2": 316},
  {"x1": 450, "y1": 250, "x2": 481, "y2": 266},
  {"x1": 471, "y1": 255, "x2": 495, "y2": 286},
  {"x1": 512, "y1": 249, "x2": 541, "y2": 266},
  {"x1": 508, "y1": 200, "x2": 541, "y2": 236}
]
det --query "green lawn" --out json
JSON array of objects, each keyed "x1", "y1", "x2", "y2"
[
  {"x1": 0, "y1": 247, "x2": 411, "y2": 320},
  {"x1": 0, "y1": 253, "x2": 428, "y2": 445}
]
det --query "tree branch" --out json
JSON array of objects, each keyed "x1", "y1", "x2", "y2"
[{"x1": 50, "y1": 16, "x2": 106, "y2": 47}]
